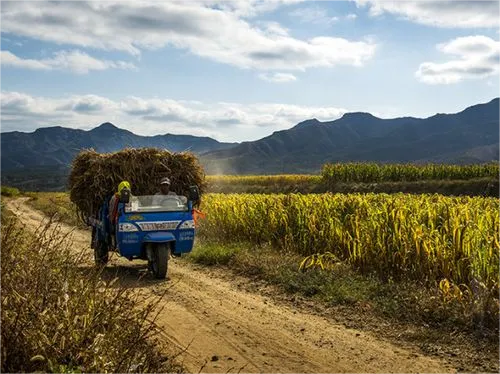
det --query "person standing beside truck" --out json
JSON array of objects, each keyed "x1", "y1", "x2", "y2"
[{"x1": 108, "y1": 180, "x2": 131, "y2": 234}]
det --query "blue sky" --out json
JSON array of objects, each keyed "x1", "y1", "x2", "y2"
[{"x1": 1, "y1": 0, "x2": 499, "y2": 142}]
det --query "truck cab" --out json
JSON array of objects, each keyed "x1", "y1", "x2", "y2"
[{"x1": 91, "y1": 186, "x2": 200, "y2": 279}]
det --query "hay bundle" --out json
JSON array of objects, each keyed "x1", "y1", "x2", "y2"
[{"x1": 69, "y1": 148, "x2": 206, "y2": 222}]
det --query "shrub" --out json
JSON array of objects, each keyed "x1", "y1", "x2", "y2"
[{"x1": 1, "y1": 186, "x2": 20, "y2": 197}]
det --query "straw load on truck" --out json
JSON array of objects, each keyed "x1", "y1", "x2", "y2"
[{"x1": 68, "y1": 148, "x2": 206, "y2": 223}]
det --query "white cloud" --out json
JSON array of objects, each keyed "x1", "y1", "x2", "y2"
[
  {"x1": 60, "y1": 95, "x2": 120, "y2": 113},
  {"x1": 289, "y1": 6, "x2": 339, "y2": 25},
  {"x1": 0, "y1": 91, "x2": 349, "y2": 142},
  {"x1": 1, "y1": 91, "x2": 37, "y2": 112},
  {"x1": 0, "y1": 1, "x2": 376, "y2": 71},
  {"x1": 355, "y1": 0, "x2": 499, "y2": 28},
  {"x1": 415, "y1": 36, "x2": 500, "y2": 84},
  {"x1": 258, "y1": 72, "x2": 297, "y2": 82},
  {"x1": 1, "y1": 51, "x2": 50, "y2": 71},
  {"x1": 1, "y1": 50, "x2": 136, "y2": 74},
  {"x1": 346, "y1": 13, "x2": 357, "y2": 20}
]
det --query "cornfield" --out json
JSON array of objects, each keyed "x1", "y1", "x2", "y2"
[
  {"x1": 322, "y1": 162, "x2": 499, "y2": 183},
  {"x1": 204, "y1": 165, "x2": 499, "y2": 196},
  {"x1": 199, "y1": 193, "x2": 499, "y2": 294}
]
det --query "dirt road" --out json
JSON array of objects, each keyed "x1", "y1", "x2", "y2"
[{"x1": 6, "y1": 198, "x2": 454, "y2": 373}]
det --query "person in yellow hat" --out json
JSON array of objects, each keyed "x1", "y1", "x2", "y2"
[{"x1": 108, "y1": 181, "x2": 131, "y2": 240}]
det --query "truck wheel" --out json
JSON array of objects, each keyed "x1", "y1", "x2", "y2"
[
  {"x1": 91, "y1": 227, "x2": 97, "y2": 249},
  {"x1": 94, "y1": 239, "x2": 109, "y2": 266},
  {"x1": 151, "y1": 243, "x2": 170, "y2": 279}
]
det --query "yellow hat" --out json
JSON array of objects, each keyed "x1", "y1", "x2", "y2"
[{"x1": 118, "y1": 180, "x2": 131, "y2": 193}]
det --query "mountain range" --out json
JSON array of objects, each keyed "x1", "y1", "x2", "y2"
[
  {"x1": 202, "y1": 98, "x2": 499, "y2": 174},
  {"x1": 1, "y1": 123, "x2": 235, "y2": 170},
  {"x1": 1, "y1": 98, "x2": 498, "y2": 187}
]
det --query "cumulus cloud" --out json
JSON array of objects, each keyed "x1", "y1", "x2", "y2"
[
  {"x1": 355, "y1": 0, "x2": 499, "y2": 28},
  {"x1": 0, "y1": 1, "x2": 376, "y2": 71},
  {"x1": 346, "y1": 13, "x2": 358, "y2": 20},
  {"x1": 258, "y1": 72, "x2": 297, "y2": 82},
  {"x1": 415, "y1": 36, "x2": 500, "y2": 84},
  {"x1": 1, "y1": 50, "x2": 136, "y2": 74},
  {"x1": 0, "y1": 91, "x2": 349, "y2": 141},
  {"x1": 1, "y1": 91, "x2": 37, "y2": 114},
  {"x1": 59, "y1": 95, "x2": 119, "y2": 113}
]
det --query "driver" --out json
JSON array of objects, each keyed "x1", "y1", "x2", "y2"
[{"x1": 152, "y1": 177, "x2": 177, "y2": 205}]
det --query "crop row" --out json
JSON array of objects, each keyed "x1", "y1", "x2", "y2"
[{"x1": 321, "y1": 162, "x2": 499, "y2": 183}]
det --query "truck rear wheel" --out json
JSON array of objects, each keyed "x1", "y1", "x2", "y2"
[
  {"x1": 94, "y1": 239, "x2": 109, "y2": 267},
  {"x1": 151, "y1": 243, "x2": 170, "y2": 279}
]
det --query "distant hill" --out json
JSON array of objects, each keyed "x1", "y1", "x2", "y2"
[
  {"x1": 1, "y1": 122, "x2": 236, "y2": 171},
  {"x1": 201, "y1": 98, "x2": 500, "y2": 174}
]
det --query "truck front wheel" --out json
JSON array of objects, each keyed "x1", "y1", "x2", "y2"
[{"x1": 150, "y1": 243, "x2": 170, "y2": 279}]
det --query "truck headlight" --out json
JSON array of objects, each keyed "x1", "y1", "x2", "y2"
[
  {"x1": 119, "y1": 223, "x2": 139, "y2": 232},
  {"x1": 178, "y1": 220, "x2": 195, "y2": 229}
]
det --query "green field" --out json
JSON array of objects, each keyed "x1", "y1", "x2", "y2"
[
  {"x1": 321, "y1": 162, "x2": 499, "y2": 183},
  {"x1": 206, "y1": 163, "x2": 499, "y2": 196}
]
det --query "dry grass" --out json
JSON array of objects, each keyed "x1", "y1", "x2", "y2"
[
  {"x1": 1, "y1": 211, "x2": 182, "y2": 373},
  {"x1": 25, "y1": 192, "x2": 83, "y2": 228}
]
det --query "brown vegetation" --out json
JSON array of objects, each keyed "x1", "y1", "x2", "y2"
[{"x1": 0, "y1": 209, "x2": 181, "y2": 373}]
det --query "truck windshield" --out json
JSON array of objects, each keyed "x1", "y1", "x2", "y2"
[{"x1": 125, "y1": 195, "x2": 189, "y2": 213}]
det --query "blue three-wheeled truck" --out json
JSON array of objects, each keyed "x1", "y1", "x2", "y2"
[{"x1": 88, "y1": 186, "x2": 200, "y2": 279}]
